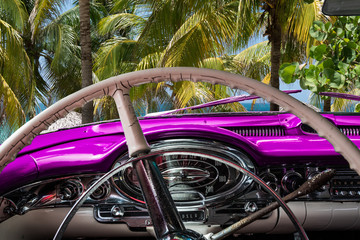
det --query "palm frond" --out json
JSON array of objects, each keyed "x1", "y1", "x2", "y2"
[
  {"x1": 285, "y1": 0, "x2": 325, "y2": 57},
  {"x1": 199, "y1": 58, "x2": 225, "y2": 71},
  {"x1": 0, "y1": 0, "x2": 28, "y2": 31},
  {"x1": 135, "y1": 51, "x2": 163, "y2": 70},
  {"x1": 160, "y1": 3, "x2": 237, "y2": 67},
  {"x1": 55, "y1": 5, "x2": 81, "y2": 27},
  {"x1": 98, "y1": 13, "x2": 145, "y2": 36},
  {"x1": 30, "y1": 0, "x2": 65, "y2": 39},
  {"x1": 94, "y1": 37, "x2": 138, "y2": 80},
  {"x1": 0, "y1": 19, "x2": 28, "y2": 65},
  {"x1": 137, "y1": 0, "x2": 193, "y2": 49},
  {"x1": 234, "y1": 0, "x2": 264, "y2": 51},
  {"x1": 111, "y1": 0, "x2": 139, "y2": 13},
  {"x1": 229, "y1": 41, "x2": 271, "y2": 81},
  {"x1": 41, "y1": 50, "x2": 81, "y2": 101},
  {"x1": 0, "y1": 74, "x2": 26, "y2": 128},
  {"x1": 94, "y1": 96, "x2": 118, "y2": 120},
  {"x1": 43, "y1": 22, "x2": 79, "y2": 69},
  {"x1": 131, "y1": 82, "x2": 172, "y2": 116},
  {"x1": 0, "y1": 19, "x2": 34, "y2": 112}
]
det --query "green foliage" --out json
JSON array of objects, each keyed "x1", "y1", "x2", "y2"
[
  {"x1": 279, "y1": 62, "x2": 299, "y2": 84},
  {"x1": 355, "y1": 103, "x2": 360, "y2": 113},
  {"x1": 0, "y1": 1, "x2": 36, "y2": 132},
  {"x1": 94, "y1": 0, "x2": 248, "y2": 115},
  {"x1": 280, "y1": 16, "x2": 360, "y2": 97}
]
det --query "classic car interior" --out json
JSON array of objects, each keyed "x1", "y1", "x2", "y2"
[
  {"x1": 1, "y1": 1, "x2": 360, "y2": 239},
  {"x1": 0, "y1": 66, "x2": 360, "y2": 240}
]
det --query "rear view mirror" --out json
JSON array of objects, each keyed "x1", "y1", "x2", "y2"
[{"x1": 323, "y1": 0, "x2": 360, "y2": 16}]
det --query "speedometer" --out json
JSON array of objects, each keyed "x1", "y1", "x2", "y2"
[{"x1": 112, "y1": 139, "x2": 255, "y2": 206}]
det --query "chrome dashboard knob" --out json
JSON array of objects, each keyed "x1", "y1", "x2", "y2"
[
  {"x1": 111, "y1": 205, "x2": 124, "y2": 217},
  {"x1": 244, "y1": 201, "x2": 258, "y2": 213}
]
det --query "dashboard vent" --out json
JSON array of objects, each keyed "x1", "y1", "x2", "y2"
[
  {"x1": 224, "y1": 126, "x2": 285, "y2": 137},
  {"x1": 300, "y1": 124, "x2": 317, "y2": 134},
  {"x1": 339, "y1": 126, "x2": 360, "y2": 136},
  {"x1": 302, "y1": 124, "x2": 360, "y2": 136}
]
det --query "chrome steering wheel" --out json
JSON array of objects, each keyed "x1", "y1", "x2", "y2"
[{"x1": 0, "y1": 67, "x2": 359, "y2": 239}]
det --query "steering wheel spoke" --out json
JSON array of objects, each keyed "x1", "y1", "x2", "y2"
[
  {"x1": 112, "y1": 87, "x2": 150, "y2": 157},
  {"x1": 112, "y1": 83, "x2": 190, "y2": 239},
  {"x1": 132, "y1": 157, "x2": 186, "y2": 239}
]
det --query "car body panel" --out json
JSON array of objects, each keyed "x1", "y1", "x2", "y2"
[{"x1": 1, "y1": 112, "x2": 356, "y2": 195}]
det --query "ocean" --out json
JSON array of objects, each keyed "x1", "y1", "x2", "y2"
[{"x1": 242, "y1": 102, "x2": 270, "y2": 111}]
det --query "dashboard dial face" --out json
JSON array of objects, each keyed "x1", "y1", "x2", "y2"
[{"x1": 112, "y1": 139, "x2": 255, "y2": 206}]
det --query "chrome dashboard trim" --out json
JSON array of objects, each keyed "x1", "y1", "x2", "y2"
[{"x1": 111, "y1": 139, "x2": 256, "y2": 206}]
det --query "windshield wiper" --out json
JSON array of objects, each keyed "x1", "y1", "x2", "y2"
[
  {"x1": 319, "y1": 92, "x2": 360, "y2": 102},
  {"x1": 146, "y1": 90, "x2": 301, "y2": 117}
]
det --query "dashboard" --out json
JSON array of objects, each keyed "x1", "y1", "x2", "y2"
[{"x1": 1, "y1": 113, "x2": 360, "y2": 239}]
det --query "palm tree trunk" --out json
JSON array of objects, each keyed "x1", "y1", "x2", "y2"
[
  {"x1": 79, "y1": 0, "x2": 94, "y2": 123},
  {"x1": 323, "y1": 98, "x2": 331, "y2": 112},
  {"x1": 269, "y1": 7, "x2": 281, "y2": 111}
]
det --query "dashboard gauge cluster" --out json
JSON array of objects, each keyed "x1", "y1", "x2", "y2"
[{"x1": 112, "y1": 139, "x2": 255, "y2": 206}]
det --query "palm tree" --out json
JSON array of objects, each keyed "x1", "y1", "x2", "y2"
[
  {"x1": 95, "y1": 0, "x2": 326, "y2": 113},
  {"x1": 236, "y1": 0, "x2": 325, "y2": 111},
  {"x1": 79, "y1": 0, "x2": 94, "y2": 123},
  {"x1": 95, "y1": 0, "x2": 246, "y2": 113},
  {"x1": 32, "y1": 2, "x2": 82, "y2": 102},
  {"x1": 0, "y1": 0, "x2": 51, "y2": 140},
  {"x1": 0, "y1": 19, "x2": 27, "y2": 131},
  {"x1": 1, "y1": 0, "x2": 105, "y2": 138},
  {"x1": 31, "y1": 0, "x2": 113, "y2": 123}
]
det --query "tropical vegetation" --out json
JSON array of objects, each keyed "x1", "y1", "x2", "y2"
[
  {"x1": 280, "y1": 16, "x2": 360, "y2": 111},
  {"x1": 1, "y1": 0, "x2": 51, "y2": 141},
  {"x1": 0, "y1": 0, "x2": 334, "y2": 142},
  {"x1": 0, "y1": 0, "x2": 112, "y2": 140},
  {"x1": 95, "y1": 0, "x2": 324, "y2": 114},
  {"x1": 235, "y1": 0, "x2": 325, "y2": 110}
]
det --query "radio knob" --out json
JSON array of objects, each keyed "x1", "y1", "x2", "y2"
[
  {"x1": 281, "y1": 171, "x2": 304, "y2": 193},
  {"x1": 307, "y1": 171, "x2": 326, "y2": 192}
]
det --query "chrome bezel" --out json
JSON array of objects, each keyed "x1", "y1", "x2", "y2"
[
  {"x1": 87, "y1": 179, "x2": 111, "y2": 201},
  {"x1": 281, "y1": 170, "x2": 304, "y2": 193},
  {"x1": 111, "y1": 139, "x2": 255, "y2": 206}
]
